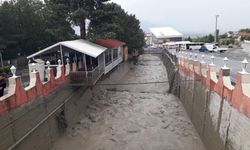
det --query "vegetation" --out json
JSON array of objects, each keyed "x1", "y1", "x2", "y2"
[
  {"x1": 0, "y1": 0, "x2": 75, "y2": 59},
  {"x1": 67, "y1": 0, "x2": 109, "y2": 39},
  {"x1": 239, "y1": 28, "x2": 250, "y2": 33},
  {"x1": 0, "y1": 0, "x2": 145, "y2": 59},
  {"x1": 192, "y1": 34, "x2": 214, "y2": 43},
  {"x1": 88, "y1": 3, "x2": 145, "y2": 53},
  {"x1": 0, "y1": 65, "x2": 11, "y2": 74},
  {"x1": 220, "y1": 38, "x2": 235, "y2": 45}
]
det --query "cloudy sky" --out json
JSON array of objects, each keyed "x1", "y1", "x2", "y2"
[{"x1": 111, "y1": 0, "x2": 250, "y2": 35}]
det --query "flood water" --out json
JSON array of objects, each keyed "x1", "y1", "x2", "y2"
[{"x1": 52, "y1": 54, "x2": 205, "y2": 150}]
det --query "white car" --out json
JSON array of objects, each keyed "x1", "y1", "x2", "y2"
[
  {"x1": 214, "y1": 47, "x2": 228, "y2": 53},
  {"x1": 204, "y1": 43, "x2": 216, "y2": 52}
]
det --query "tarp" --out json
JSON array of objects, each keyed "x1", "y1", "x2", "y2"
[{"x1": 27, "y1": 39, "x2": 107, "y2": 59}]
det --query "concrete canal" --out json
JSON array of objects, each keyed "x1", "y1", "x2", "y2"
[{"x1": 52, "y1": 54, "x2": 205, "y2": 150}]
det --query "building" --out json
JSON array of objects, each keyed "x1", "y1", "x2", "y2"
[
  {"x1": 150, "y1": 27, "x2": 183, "y2": 44},
  {"x1": 95, "y1": 39, "x2": 125, "y2": 74},
  {"x1": 144, "y1": 32, "x2": 153, "y2": 46},
  {"x1": 27, "y1": 39, "x2": 125, "y2": 85}
]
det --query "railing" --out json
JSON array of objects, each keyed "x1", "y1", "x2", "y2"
[
  {"x1": 162, "y1": 49, "x2": 177, "y2": 63},
  {"x1": 0, "y1": 60, "x2": 71, "y2": 116},
  {"x1": 143, "y1": 47, "x2": 163, "y2": 54},
  {"x1": 69, "y1": 65, "x2": 104, "y2": 85}
]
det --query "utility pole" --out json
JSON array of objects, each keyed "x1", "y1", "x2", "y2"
[{"x1": 215, "y1": 15, "x2": 219, "y2": 43}]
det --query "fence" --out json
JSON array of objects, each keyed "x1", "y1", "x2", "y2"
[{"x1": 69, "y1": 65, "x2": 104, "y2": 85}]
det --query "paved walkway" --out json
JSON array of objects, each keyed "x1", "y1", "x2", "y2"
[{"x1": 52, "y1": 54, "x2": 205, "y2": 150}]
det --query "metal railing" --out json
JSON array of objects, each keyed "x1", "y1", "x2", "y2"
[{"x1": 69, "y1": 65, "x2": 104, "y2": 85}]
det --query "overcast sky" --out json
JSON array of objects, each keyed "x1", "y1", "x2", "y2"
[{"x1": 111, "y1": 0, "x2": 250, "y2": 35}]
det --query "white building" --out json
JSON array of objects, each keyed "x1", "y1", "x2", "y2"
[
  {"x1": 144, "y1": 33, "x2": 153, "y2": 46},
  {"x1": 150, "y1": 27, "x2": 183, "y2": 44},
  {"x1": 27, "y1": 39, "x2": 125, "y2": 85}
]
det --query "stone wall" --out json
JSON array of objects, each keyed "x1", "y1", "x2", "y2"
[{"x1": 163, "y1": 50, "x2": 250, "y2": 150}]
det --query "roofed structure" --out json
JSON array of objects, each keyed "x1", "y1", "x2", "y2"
[{"x1": 27, "y1": 39, "x2": 107, "y2": 59}]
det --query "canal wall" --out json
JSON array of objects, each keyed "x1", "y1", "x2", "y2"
[
  {"x1": 0, "y1": 62, "x2": 93, "y2": 150},
  {"x1": 0, "y1": 85, "x2": 92, "y2": 150},
  {"x1": 163, "y1": 51, "x2": 250, "y2": 150},
  {"x1": 0, "y1": 60, "x2": 130, "y2": 150}
]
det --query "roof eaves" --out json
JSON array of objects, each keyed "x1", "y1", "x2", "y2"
[{"x1": 27, "y1": 42, "x2": 61, "y2": 59}]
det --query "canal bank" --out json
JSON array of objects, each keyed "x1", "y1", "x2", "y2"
[
  {"x1": 163, "y1": 50, "x2": 250, "y2": 150},
  {"x1": 52, "y1": 54, "x2": 205, "y2": 150}
]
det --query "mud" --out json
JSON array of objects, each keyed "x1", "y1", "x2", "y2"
[{"x1": 52, "y1": 54, "x2": 205, "y2": 150}]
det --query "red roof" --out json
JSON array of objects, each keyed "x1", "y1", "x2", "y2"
[
  {"x1": 95, "y1": 39, "x2": 125, "y2": 49},
  {"x1": 237, "y1": 32, "x2": 250, "y2": 36}
]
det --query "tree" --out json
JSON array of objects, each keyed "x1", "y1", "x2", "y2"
[
  {"x1": 43, "y1": 0, "x2": 76, "y2": 44},
  {"x1": 192, "y1": 34, "x2": 214, "y2": 43},
  {"x1": 68, "y1": 0, "x2": 110, "y2": 39},
  {"x1": 0, "y1": 0, "x2": 76, "y2": 59},
  {"x1": 240, "y1": 28, "x2": 250, "y2": 33},
  {"x1": 88, "y1": 3, "x2": 145, "y2": 53},
  {"x1": 186, "y1": 36, "x2": 192, "y2": 42},
  {"x1": 0, "y1": 1, "x2": 18, "y2": 53},
  {"x1": 0, "y1": 0, "x2": 47, "y2": 58}
]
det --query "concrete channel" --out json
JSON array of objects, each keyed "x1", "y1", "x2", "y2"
[
  {"x1": 52, "y1": 54, "x2": 205, "y2": 150},
  {"x1": 0, "y1": 53, "x2": 206, "y2": 150}
]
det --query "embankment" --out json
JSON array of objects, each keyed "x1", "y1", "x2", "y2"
[
  {"x1": 0, "y1": 86, "x2": 92, "y2": 150},
  {"x1": 162, "y1": 50, "x2": 250, "y2": 150},
  {"x1": 0, "y1": 62, "x2": 130, "y2": 150}
]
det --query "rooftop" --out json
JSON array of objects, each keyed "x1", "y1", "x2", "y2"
[
  {"x1": 150, "y1": 27, "x2": 183, "y2": 39},
  {"x1": 27, "y1": 39, "x2": 107, "y2": 59},
  {"x1": 95, "y1": 39, "x2": 125, "y2": 49}
]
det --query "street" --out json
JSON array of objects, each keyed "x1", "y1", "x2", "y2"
[{"x1": 52, "y1": 54, "x2": 205, "y2": 150}]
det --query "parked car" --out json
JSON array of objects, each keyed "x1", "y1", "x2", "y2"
[
  {"x1": 204, "y1": 43, "x2": 216, "y2": 52},
  {"x1": 214, "y1": 47, "x2": 228, "y2": 53}
]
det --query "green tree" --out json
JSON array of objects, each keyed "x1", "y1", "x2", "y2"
[
  {"x1": 0, "y1": 1, "x2": 19, "y2": 58},
  {"x1": 43, "y1": 0, "x2": 76, "y2": 45},
  {"x1": 192, "y1": 34, "x2": 214, "y2": 43},
  {"x1": 0, "y1": 0, "x2": 76, "y2": 59},
  {"x1": 88, "y1": 3, "x2": 145, "y2": 53},
  {"x1": 186, "y1": 36, "x2": 192, "y2": 42},
  {"x1": 68, "y1": 0, "x2": 110, "y2": 39},
  {"x1": 0, "y1": 0, "x2": 46, "y2": 58},
  {"x1": 240, "y1": 28, "x2": 250, "y2": 33}
]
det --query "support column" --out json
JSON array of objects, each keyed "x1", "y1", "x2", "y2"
[
  {"x1": 60, "y1": 45, "x2": 64, "y2": 65},
  {"x1": 84, "y1": 54, "x2": 87, "y2": 79},
  {"x1": 111, "y1": 49, "x2": 113, "y2": 64}
]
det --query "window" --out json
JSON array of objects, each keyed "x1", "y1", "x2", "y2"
[
  {"x1": 105, "y1": 49, "x2": 112, "y2": 66},
  {"x1": 113, "y1": 48, "x2": 118, "y2": 60}
]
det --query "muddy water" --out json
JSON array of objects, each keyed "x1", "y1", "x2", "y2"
[{"x1": 52, "y1": 54, "x2": 206, "y2": 150}]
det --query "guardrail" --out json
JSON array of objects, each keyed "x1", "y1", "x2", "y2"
[{"x1": 69, "y1": 65, "x2": 104, "y2": 86}]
